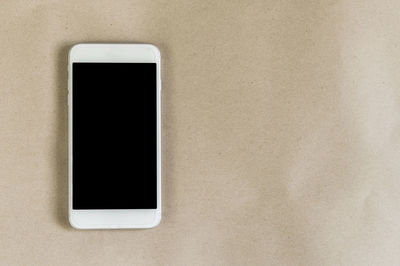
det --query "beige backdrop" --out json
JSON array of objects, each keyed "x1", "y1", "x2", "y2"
[{"x1": 1, "y1": 0, "x2": 400, "y2": 265}]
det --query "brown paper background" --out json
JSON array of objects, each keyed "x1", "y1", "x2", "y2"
[{"x1": 1, "y1": 0, "x2": 400, "y2": 265}]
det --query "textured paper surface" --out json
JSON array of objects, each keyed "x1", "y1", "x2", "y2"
[{"x1": 1, "y1": 0, "x2": 400, "y2": 265}]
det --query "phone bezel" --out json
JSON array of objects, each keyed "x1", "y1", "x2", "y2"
[{"x1": 68, "y1": 44, "x2": 161, "y2": 229}]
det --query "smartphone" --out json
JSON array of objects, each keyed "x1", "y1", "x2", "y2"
[{"x1": 68, "y1": 44, "x2": 161, "y2": 229}]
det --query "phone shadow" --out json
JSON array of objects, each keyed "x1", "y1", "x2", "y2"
[
  {"x1": 54, "y1": 44, "x2": 71, "y2": 229},
  {"x1": 54, "y1": 42, "x2": 174, "y2": 229}
]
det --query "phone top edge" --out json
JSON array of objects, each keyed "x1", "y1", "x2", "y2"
[{"x1": 69, "y1": 43, "x2": 161, "y2": 63}]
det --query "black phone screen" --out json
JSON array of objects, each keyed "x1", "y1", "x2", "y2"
[{"x1": 72, "y1": 63, "x2": 157, "y2": 209}]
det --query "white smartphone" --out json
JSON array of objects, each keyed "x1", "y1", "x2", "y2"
[{"x1": 68, "y1": 44, "x2": 161, "y2": 229}]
